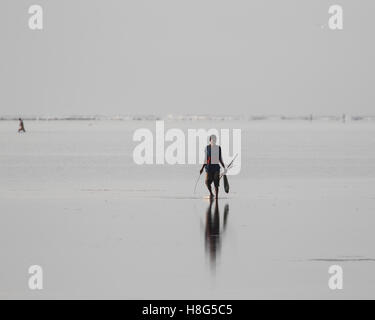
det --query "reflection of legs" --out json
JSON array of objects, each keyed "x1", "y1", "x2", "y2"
[
  {"x1": 205, "y1": 199, "x2": 220, "y2": 268},
  {"x1": 223, "y1": 204, "x2": 229, "y2": 230},
  {"x1": 205, "y1": 200, "x2": 214, "y2": 254},
  {"x1": 206, "y1": 200, "x2": 213, "y2": 226},
  {"x1": 213, "y1": 200, "x2": 220, "y2": 235}
]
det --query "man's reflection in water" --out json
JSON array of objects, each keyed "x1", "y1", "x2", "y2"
[{"x1": 204, "y1": 199, "x2": 229, "y2": 271}]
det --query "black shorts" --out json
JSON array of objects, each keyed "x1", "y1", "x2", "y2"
[{"x1": 205, "y1": 171, "x2": 220, "y2": 188}]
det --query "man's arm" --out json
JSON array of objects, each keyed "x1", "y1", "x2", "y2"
[
  {"x1": 200, "y1": 146, "x2": 208, "y2": 174},
  {"x1": 200, "y1": 164, "x2": 206, "y2": 175}
]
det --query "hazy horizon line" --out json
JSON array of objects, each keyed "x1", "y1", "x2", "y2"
[{"x1": 2, "y1": 114, "x2": 375, "y2": 122}]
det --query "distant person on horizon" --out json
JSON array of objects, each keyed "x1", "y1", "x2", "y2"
[
  {"x1": 18, "y1": 118, "x2": 26, "y2": 133},
  {"x1": 200, "y1": 135, "x2": 225, "y2": 199}
]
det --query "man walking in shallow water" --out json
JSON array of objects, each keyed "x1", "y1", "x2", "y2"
[
  {"x1": 18, "y1": 118, "x2": 26, "y2": 133},
  {"x1": 200, "y1": 135, "x2": 225, "y2": 199}
]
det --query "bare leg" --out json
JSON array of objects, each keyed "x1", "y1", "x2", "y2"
[
  {"x1": 206, "y1": 182, "x2": 214, "y2": 198},
  {"x1": 208, "y1": 186, "x2": 214, "y2": 198}
]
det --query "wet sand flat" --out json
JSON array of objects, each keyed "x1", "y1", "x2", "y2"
[{"x1": 1, "y1": 120, "x2": 375, "y2": 299}]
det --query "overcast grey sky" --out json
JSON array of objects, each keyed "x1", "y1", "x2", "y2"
[{"x1": 0, "y1": 0, "x2": 374, "y2": 116}]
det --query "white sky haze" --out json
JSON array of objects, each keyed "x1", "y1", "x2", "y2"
[{"x1": 0, "y1": 0, "x2": 374, "y2": 116}]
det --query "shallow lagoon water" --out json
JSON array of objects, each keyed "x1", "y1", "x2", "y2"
[{"x1": 1, "y1": 120, "x2": 375, "y2": 299}]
